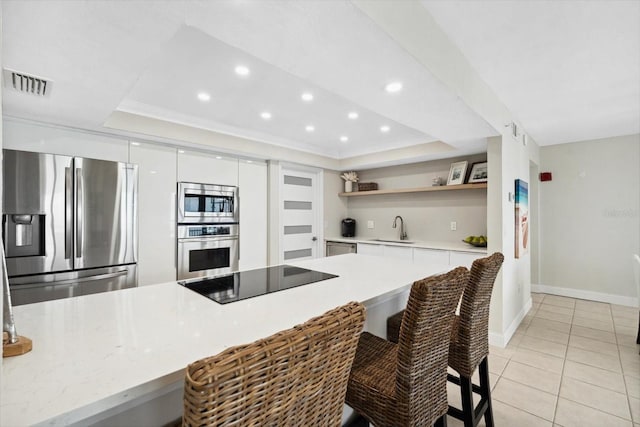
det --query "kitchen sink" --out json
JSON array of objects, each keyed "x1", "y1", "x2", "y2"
[{"x1": 370, "y1": 239, "x2": 415, "y2": 244}]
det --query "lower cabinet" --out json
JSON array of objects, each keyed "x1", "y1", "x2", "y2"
[{"x1": 357, "y1": 243, "x2": 485, "y2": 270}]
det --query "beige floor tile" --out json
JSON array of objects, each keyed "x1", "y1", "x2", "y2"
[
  {"x1": 569, "y1": 334, "x2": 620, "y2": 356},
  {"x1": 490, "y1": 344, "x2": 516, "y2": 360},
  {"x1": 563, "y1": 360, "x2": 626, "y2": 393},
  {"x1": 488, "y1": 354, "x2": 510, "y2": 375},
  {"x1": 572, "y1": 316, "x2": 615, "y2": 332},
  {"x1": 614, "y1": 317, "x2": 638, "y2": 329},
  {"x1": 532, "y1": 293, "x2": 545, "y2": 303},
  {"x1": 570, "y1": 325, "x2": 617, "y2": 343},
  {"x1": 502, "y1": 360, "x2": 561, "y2": 394},
  {"x1": 616, "y1": 325, "x2": 639, "y2": 338},
  {"x1": 507, "y1": 331, "x2": 526, "y2": 347},
  {"x1": 543, "y1": 295, "x2": 576, "y2": 308},
  {"x1": 574, "y1": 309, "x2": 612, "y2": 323},
  {"x1": 566, "y1": 346, "x2": 622, "y2": 373},
  {"x1": 625, "y1": 375, "x2": 640, "y2": 399},
  {"x1": 617, "y1": 332, "x2": 640, "y2": 349},
  {"x1": 491, "y1": 400, "x2": 553, "y2": 427},
  {"x1": 492, "y1": 377, "x2": 557, "y2": 421},
  {"x1": 560, "y1": 377, "x2": 631, "y2": 420},
  {"x1": 611, "y1": 304, "x2": 638, "y2": 316},
  {"x1": 511, "y1": 347, "x2": 565, "y2": 374},
  {"x1": 575, "y1": 300, "x2": 612, "y2": 314},
  {"x1": 538, "y1": 303, "x2": 574, "y2": 316},
  {"x1": 519, "y1": 335, "x2": 568, "y2": 358},
  {"x1": 554, "y1": 397, "x2": 632, "y2": 427},
  {"x1": 535, "y1": 309, "x2": 573, "y2": 324},
  {"x1": 621, "y1": 359, "x2": 640, "y2": 379},
  {"x1": 526, "y1": 325, "x2": 570, "y2": 345},
  {"x1": 530, "y1": 317, "x2": 573, "y2": 334},
  {"x1": 631, "y1": 396, "x2": 640, "y2": 423}
]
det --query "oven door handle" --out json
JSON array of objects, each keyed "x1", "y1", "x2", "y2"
[{"x1": 177, "y1": 237, "x2": 238, "y2": 244}]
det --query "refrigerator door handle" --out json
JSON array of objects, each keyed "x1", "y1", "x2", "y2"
[
  {"x1": 75, "y1": 167, "x2": 83, "y2": 259},
  {"x1": 11, "y1": 270, "x2": 129, "y2": 290},
  {"x1": 65, "y1": 167, "x2": 73, "y2": 260}
]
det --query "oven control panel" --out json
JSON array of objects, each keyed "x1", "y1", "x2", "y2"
[{"x1": 188, "y1": 226, "x2": 230, "y2": 237}]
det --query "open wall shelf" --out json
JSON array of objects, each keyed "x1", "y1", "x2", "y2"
[{"x1": 339, "y1": 183, "x2": 487, "y2": 197}]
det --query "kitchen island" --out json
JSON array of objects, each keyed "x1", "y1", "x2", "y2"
[{"x1": 1, "y1": 254, "x2": 449, "y2": 426}]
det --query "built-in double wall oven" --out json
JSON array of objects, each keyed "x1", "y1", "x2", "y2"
[{"x1": 177, "y1": 182, "x2": 239, "y2": 280}]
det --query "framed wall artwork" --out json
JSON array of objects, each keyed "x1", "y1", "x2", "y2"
[
  {"x1": 515, "y1": 179, "x2": 529, "y2": 259},
  {"x1": 467, "y1": 161, "x2": 488, "y2": 183},
  {"x1": 447, "y1": 161, "x2": 468, "y2": 185}
]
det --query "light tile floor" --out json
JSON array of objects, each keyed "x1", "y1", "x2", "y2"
[{"x1": 446, "y1": 293, "x2": 640, "y2": 427}]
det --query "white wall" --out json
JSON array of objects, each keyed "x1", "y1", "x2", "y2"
[
  {"x1": 323, "y1": 170, "x2": 348, "y2": 252},
  {"x1": 538, "y1": 134, "x2": 640, "y2": 305},
  {"x1": 487, "y1": 133, "x2": 540, "y2": 347},
  {"x1": 343, "y1": 155, "x2": 487, "y2": 243}
]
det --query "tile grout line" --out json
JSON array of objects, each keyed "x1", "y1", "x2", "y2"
[
  {"x1": 550, "y1": 297, "x2": 574, "y2": 425},
  {"x1": 614, "y1": 303, "x2": 636, "y2": 424}
]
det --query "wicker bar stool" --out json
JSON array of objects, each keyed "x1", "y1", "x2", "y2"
[
  {"x1": 387, "y1": 252, "x2": 504, "y2": 427},
  {"x1": 183, "y1": 301, "x2": 366, "y2": 427},
  {"x1": 345, "y1": 267, "x2": 469, "y2": 427}
]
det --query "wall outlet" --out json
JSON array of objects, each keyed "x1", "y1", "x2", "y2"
[
  {"x1": 367, "y1": 220, "x2": 374, "y2": 229},
  {"x1": 450, "y1": 221, "x2": 457, "y2": 231}
]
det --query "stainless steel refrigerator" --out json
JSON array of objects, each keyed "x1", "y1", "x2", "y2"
[{"x1": 2, "y1": 149, "x2": 138, "y2": 305}]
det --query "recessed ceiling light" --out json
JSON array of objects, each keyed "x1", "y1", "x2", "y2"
[
  {"x1": 178, "y1": 149, "x2": 185, "y2": 154},
  {"x1": 234, "y1": 65, "x2": 250, "y2": 76},
  {"x1": 247, "y1": 160, "x2": 253, "y2": 164},
  {"x1": 260, "y1": 111, "x2": 272, "y2": 120},
  {"x1": 380, "y1": 125, "x2": 390, "y2": 133},
  {"x1": 305, "y1": 125, "x2": 315, "y2": 132},
  {"x1": 385, "y1": 81, "x2": 403, "y2": 93},
  {"x1": 348, "y1": 112, "x2": 359, "y2": 120},
  {"x1": 340, "y1": 136, "x2": 349, "y2": 142},
  {"x1": 197, "y1": 92, "x2": 211, "y2": 102},
  {"x1": 215, "y1": 156, "x2": 222, "y2": 159},
  {"x1": 131, "y1": 142, "x2": 140, "y2": 146},
  {"x1": 301, "y1": 92, "x2": 314, "y2": 102}
]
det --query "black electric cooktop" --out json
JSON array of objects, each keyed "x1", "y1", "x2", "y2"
[{"x1": 178, "y1": 265, "x2": 338, "y2": 304}]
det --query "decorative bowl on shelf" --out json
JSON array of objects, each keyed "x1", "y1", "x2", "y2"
[{"x1": 462, "y1": 235, "x2": 487, "y2": 247}]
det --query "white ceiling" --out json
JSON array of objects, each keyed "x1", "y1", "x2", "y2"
[
  {"x1": 422, "y1": 0, "x2": 640, "y2": 146},
  {"x1": 2, "y1": 0, "x2": 638, "y2": 161}
]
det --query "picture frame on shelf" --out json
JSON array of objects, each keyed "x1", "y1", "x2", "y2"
[
  {"x1": 447, "y1": 161, "x2": 468, "y2": 185},
  {"x1": 467, "y1": 161, "x2": 488, "y2": 183}
]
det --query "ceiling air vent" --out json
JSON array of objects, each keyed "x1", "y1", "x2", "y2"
[{"x1": 3, "y1": 69, "x2": 52, "y2": 97}]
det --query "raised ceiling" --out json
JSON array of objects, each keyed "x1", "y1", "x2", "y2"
[{"x1": 2, "y1": 1, "x2": 638, "y2": 161}]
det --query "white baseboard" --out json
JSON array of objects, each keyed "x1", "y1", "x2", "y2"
[
  {"x1": 531, "y1": 284, "x2": 638, "y2": 307},
  {"x1": 489, "y1": 297, "x2": 532, "y2": 348}
]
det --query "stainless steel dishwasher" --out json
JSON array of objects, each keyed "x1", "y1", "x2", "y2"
[{"x1": 325, "y1": 241, "x2": 357, "y2": 257}]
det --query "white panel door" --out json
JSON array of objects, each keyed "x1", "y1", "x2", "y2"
[
  {"x1": 129, "y1": 142, "x2": 177, "y2": 285},
  {"x1": 280, "y1": 166, "x2": 323, "y2": 263},
  {"x1": 239, "y1": 160, "x2": 267, "y2": 270}
]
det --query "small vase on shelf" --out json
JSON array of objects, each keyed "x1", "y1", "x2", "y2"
[{"x1": 345, "y1": 181, "x2": 353, "y2": 193}]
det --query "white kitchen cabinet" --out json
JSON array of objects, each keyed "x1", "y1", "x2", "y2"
[
  {"x1": 177, "y1": 150, "x2": 239, "y2": 186},
  {"x1": 129, "y1": 142, "x2": 177, "y2": 285},
  {"x1": 413, "y1": 248, "x2": 449, "y2": 267},
  {"x1": 450, "y1": 251, "x2": 484, "y2": 269},
  {"x1": 4, "y1": 118, "x2": 129, "y2": 162},
  {"x1": 357, "y1": 243, "x2": 384, "y2": 256},
  {"x1": 384, "y1": 245, "x2": 413, "y2": 261},
  {"x1": 238, "y1": 160, "x2": 268, "y2": 270}
]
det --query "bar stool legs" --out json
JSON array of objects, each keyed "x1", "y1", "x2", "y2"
[{"x1": 447, "y1": 357, "x2": 494, "y2": 427}]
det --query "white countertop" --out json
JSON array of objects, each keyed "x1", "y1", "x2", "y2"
[
  {"x1": 325, "y1": 236, "x2": 488, "y2": 253},
  {"x1": 1, "y1": 254, "x2": 449, "y2": 426}
]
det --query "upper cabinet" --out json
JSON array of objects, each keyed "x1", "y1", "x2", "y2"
[{"x1": 177, "y1": 150, "x2": 239, "y2": 186}]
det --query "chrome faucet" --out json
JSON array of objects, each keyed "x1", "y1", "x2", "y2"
[{"x1": 392, "y1": 216, "x2": 408, "y2": 240}]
